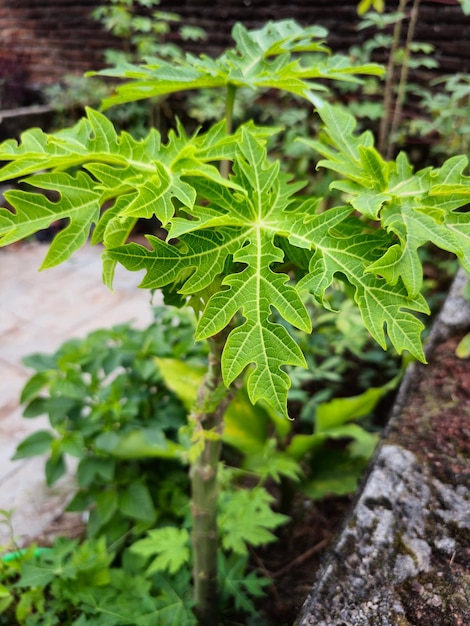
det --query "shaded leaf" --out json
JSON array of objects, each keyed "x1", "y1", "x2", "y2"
[
  {"x1": 218, "y1": 487, "x2": 288, "y2": 554},
  {"x1": 118, "y1": 483, "x2": 156, "y2": 523},
  {"x1": 12, "y1": 430, "x2": 55, "y2": 459}
]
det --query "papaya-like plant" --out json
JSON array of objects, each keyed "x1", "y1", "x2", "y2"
[{"x1": 1, "y1": 20, "x2": 469, "y2": 625}]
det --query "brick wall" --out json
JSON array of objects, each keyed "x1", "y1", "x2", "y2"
[
  {"x1": 0, "y1": 0, "x2": 116, "y2": 103},
  {"x1": 0, "y1": 0, "x2": 469, "y2": 106}
]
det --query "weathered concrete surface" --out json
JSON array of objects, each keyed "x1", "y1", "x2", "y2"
[{"x1": 296, "y1": 269, "x2": 470, "y2": 626}]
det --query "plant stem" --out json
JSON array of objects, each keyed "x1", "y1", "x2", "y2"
[
  {"x1": 190, "y1": 333, "x2": 233, "y2": 626},
  {"x1": 378, "y1": 0, "x2": 408, "y2": 156},
  {"x1": 190, "y1": 82, "x2": 238, "y2": 625},
  {"x1": 220, "y1": 83, "x2": 237, "y2": 179},
  {"x1": 387, "y1": 0, "x2": 421, "y2": 160}
]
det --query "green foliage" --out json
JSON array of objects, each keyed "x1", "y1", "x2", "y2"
[
  {"x1": 218, "y1": 487, "x2": 288, "y2": 555},
  {"x1": 345, "y1": 8, "x2": 439, "y2": 155},
  {"x1": 14, "y1": 307, "x2": 198, "y2": 541},
  {"x1": 218, "y1": 553, "x2": 269, "y2": 615},
  {"x1": 154, "y1": 310, "x2": 398, "y2": 499},
  {"x1": 1, "y1": 16, "x2": 469, "y2": 625},
  {"x1": 91, "y1": 20, "x2": 382, "y2": 110},
  {"x1": 0, "y1": 20, "x2": 388, "y2": 418},
  {"x1": 4, "y1": 94, "x2": 464, "y2": 414},
  {"x1": 302, "y1": 105, "x2": 470, "y2": 298},
  {"x1": 408, "y1": 73, "x2": 470, "y2": 160},
  {"x1": 45, "y1": 1, "x2": 206, "y2": 137},
  {"x1": 0, "y1": 537, "x2": 196, "y2": 626},
  {"x1": 357, "y1": 0, "x2": 385, "y2": 16},
  {"x1": 92, "y1": 0, "x2": 205, "y2": 64},
  {"x1": 130, "y1": 527, "x2": 190, "y2": 575},
  {"x1": 9, "y1": 308, "x2": 290, "y2": 622},
  {"x1": 456, "y1": 332, "x2": 470, "y2": 359},
  {"x1": 7, "y1": 296, "x2": 398, "y2": 622},
  {"x1": 458, "y1": 0, "x2": 470, "y2": 15}
]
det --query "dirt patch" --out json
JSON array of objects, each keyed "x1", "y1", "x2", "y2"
[{"x1": 255, "y1": 495, "x2": 352, "y2": 624}]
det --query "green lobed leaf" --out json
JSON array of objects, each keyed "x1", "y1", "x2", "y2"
[
  {"x1": 93, "y1": 20, "x2": 383, "y2": 110},
  {"x1": 130, "y1": 527, "x2": 190, "y2": 575},
  {"x1": 242, "y1": 440, "x2": 303, "y2": 483},
  {"x1": 109, "y1": 129, "x2": 315, "y2": 416},
  {"x1": 196, "y1": 239, "x2": 310, "y2": 414},
  {"x1": 298, "y1": 225, "x2": 429, "y2": 361},
  {"x1": 1, "y1": 172, "x2": 101, "y2": 268},
  {"x1": 218, "y1": 553, "x2": 269, "y2": 614},
  {"x1": 0, "y1": 111, "x2": 247, "y2": 272},
  {"x1": 107, "y1": 228, "x2": 243, "y2": 295},
  {"x1": 305, "y1": 104, "x2": 470, "y2": 298},
  {"x1": 218, "y1": 487, "x2": 288, "y2": 554},
  {"x1": 2, "y1": 80, "x2": 466, "y2": 418}
]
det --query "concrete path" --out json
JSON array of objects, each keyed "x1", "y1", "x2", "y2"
[{"x1": 0, "y1": 241, "x2": 154, "y2": 548}]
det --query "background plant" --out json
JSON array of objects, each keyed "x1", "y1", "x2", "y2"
[
  {"x1": 3, "y1": 302, "x2": 398, "y2": 624},
  {"x1": 347, "y1": 1, "x2": 470, "y2": 162},
  {"x1": 14, "y1": 308, "x2": 198, "y2": 545},
  {"x1": 407, "y1": 72, "x2": 470, "y2": 161},
  {"x1": 342, "y1": 5, "x2": 438, "y2": 157},
  {"x1": 1, "y1": 18, "x2": 469, "y2": 626},
  {"x1": 46, "y1": 0, "x2": 206, "y2": 135}
]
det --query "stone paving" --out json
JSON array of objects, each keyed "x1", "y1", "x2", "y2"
[{"x1": 0, "y1": 241, "x2": 155, "y2": 548}]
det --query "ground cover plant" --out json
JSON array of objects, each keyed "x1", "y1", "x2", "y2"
[
  {"x1": 1, "y1": 17, "x2": 470, "y2": 626},
  {"x1": 2, "y1": 301, "x2": 394, "y2": 624}
]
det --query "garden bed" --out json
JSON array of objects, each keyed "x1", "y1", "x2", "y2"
[{"x1": 296, "y1": 268, "x2": 470, "y2": 626}]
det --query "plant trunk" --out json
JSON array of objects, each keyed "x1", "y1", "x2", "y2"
[
  {"x1": 191, "y1": 84, "x2": 238, "y2": 625},
  {"x1": 191, "y1": 433, "x2": 222, "y2": 625},
  {"x1": 190, "y1": 333, "x2": 233, "y2": 626}
]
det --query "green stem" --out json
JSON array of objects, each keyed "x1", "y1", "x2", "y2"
[
  {"x1": 190, "y1": 83, "x2": 237, "y2": 626},
  {"x1": 190, "y1": 333, "x2": 233, "y2": 626},
  {"x1": 386, "y1": 0, "x2": 421, "y2": 160},
  {"x1": 220, "y1": 83, "x2": 237, "y2": 179},
  {"x1": 378, "y1": 0, "x2": 408, "y2": 156}
]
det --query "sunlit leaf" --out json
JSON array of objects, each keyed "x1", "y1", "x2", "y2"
[{"x1": 93, "y1": 20, "x2": 383, "y2": 110}]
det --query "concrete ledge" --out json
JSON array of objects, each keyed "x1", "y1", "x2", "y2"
[
  {"x1": 296, "y1": 268, "x2": 470, "y2": 626},
  {"x1": 0, "y1": 105, "x2": 55, "y2": 140}
]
